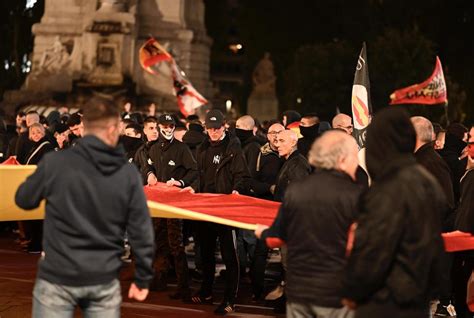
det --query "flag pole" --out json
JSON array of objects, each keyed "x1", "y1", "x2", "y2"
[{"x1": 444, "y1": 101, "x2": 450, "y2": 126}]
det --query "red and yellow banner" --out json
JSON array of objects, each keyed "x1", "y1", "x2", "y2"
[{"x1": 390, "y1": 56, "x2": 447, "y2": 105}]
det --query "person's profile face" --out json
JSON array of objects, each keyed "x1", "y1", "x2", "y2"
[{"x1": 276, "y1": 134, "x2": 293, "y2": 157}]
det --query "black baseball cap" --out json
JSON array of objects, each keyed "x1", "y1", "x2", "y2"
[
  {"x1": 205, "y1": 109, "x2": 225, "y2": 129},
  {"x1": 158, "y1": 114, "x2": 176, "y2": 125}
]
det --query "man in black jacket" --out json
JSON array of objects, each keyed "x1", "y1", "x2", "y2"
[
  {"x1": 342, "y1": 108, "x2": 448, "y2": 318},
  {"x1": 411, "y1": 116, "x2": 455, "y2": 217},
  {"x1": 145, "y1": 114, "x2": 197, "y2": 300},
  {"x1": 134, "y1": 116, "x2": 158, "y2": 184},
  {"x1": 15, "y1": 98, "x2": 154, "y2": 317},
  {"x1": 255, "y1": 130, "x2": 362, "y2": 318},
  {"x1": 188, "y1": 109, "x2": 250, "y2": 315},
  {"x1": 273, "y1": 129, "x2": 311, "y2": 202},
  {"x1": 297, "y1": 113, "x2": 320, "y2": 158}
]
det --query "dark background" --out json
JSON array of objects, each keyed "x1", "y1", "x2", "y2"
[{"x1": 1, "y1": 0, "x2": 473, "y2": 124}]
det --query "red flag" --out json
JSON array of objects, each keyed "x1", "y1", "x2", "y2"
[
  {"x1": 138, "y1": 38, "x2": 172, "y2": 75},
  {"x1": 390, "y1": 56, "x2": 447, "y2": 105},
  {"x1": 138, "y1": 38, "x2": 207, "y2": 116},
  {"x1": 169, "y1": 60, "x2": 208, "y2": 117}
]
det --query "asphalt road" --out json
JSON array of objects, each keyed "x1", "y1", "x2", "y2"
[{"x1": 0, "y1": 230, "x2": 284, "y2": 318}]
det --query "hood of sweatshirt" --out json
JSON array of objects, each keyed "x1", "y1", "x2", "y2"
[
  {"x1": 366, "y1": 108, "x2": 416, "y2": 180},
  {"x1": 74, "y1": 135, "x2": 127, "y2": 175}
]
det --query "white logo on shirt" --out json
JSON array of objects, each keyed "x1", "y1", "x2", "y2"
[
  {"x1": 213, "y1": 155, "x2": 221, "y2": 165},
  {"x1": 168, "y1": 160, "x2": 175, "y2": 166},
  {"x1": 147, "y1": 158, "x2": 153, "y2": 165}
]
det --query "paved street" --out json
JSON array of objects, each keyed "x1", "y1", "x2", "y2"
[{"x1": 0, "y1": 231, "x2": 283, "y2": 318}]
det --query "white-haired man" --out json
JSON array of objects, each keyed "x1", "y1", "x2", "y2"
[{"x1": 255, "y1": 130, "x2": 362, "y2": 318}]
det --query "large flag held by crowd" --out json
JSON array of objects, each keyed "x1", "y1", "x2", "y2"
[
  {"x1": 350, "y1": 42, "x2": 372, "y2": 150},
  {"x1": 389, "y1": 56, "x2": 448, "y2": 106},
  {"x1": 139, "y1": 38, "x2": 208, "y2": 116}
]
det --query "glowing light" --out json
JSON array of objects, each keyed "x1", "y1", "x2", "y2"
[
  {"x1": 225, "y1": 100, "x2": 232, "y2": 112},
  {"x1": 296, "y1": 97, "x2": 302, "y2": 104},
  {"x1": 25, "y1": 0, "x2": 38, "y2": 9}
]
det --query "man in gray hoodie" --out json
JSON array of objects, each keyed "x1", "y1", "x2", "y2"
[{"x1": 16, "y1": 97, "x2": 154, "y2": 318}]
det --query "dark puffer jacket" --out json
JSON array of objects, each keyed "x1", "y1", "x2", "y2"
[{"x1": 195, "y1": 135, "x2": 250, "y2": 194}]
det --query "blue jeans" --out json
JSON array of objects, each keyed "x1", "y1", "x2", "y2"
[
  {"x1": 287, "y1": 301, "x2": 354, "y2": 318},
  {"x1": 32, "y1": 278, "x2": 121, "y2": 318}
]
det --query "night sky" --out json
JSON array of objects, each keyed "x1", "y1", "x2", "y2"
[{"x1": 1, "y1": 0, "x2": 473, "y2": 123}]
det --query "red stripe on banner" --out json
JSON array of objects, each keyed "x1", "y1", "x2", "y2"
[{"x1": 144, "y1": 183, "x2": 280, "y2": 226}]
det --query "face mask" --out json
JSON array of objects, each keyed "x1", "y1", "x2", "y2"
[
  {"x1": 299, "y1": 124, "x2": 319, "y2": 138},
  {"x1": 159, "y1": 126, "x2": 175, "y2": 141},
  {"x1": 235, "y1": 128, "x2": 253, "y2": 142}
]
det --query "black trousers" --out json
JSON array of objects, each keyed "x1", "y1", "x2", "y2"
[{"x1": 196, "y1": 222, "x2": 239, "y2": 302}]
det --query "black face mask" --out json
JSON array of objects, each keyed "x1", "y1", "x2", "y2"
[
  {"x1": 235, "y1": 128, "x2": 253, "y2": 143},
  {"x1": 299, "y1": 124, "x2": 320, "y2": 139}
]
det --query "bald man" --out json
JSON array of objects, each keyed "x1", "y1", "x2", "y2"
[
  {"x1": 235, "y1": 115, "x2": 262, "y2": 178},
  {"x1": 273, "y1": 130, "x2": 311, "y2": 202},
  {"x1": 255, "y1": 131, "x2": 361, "y2": 317},
  {"x1": 332, "y1": 113, "x2": 353, "y2": 135},
  {"x1": 411, "y1": 116, "x2": 454, "y2": 213}
]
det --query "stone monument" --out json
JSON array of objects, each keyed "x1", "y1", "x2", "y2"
[
  {"x1": 2, "y1": 0, "x2": 212, "y2": 114},
  {"x1": 247, "y1": 52, "x2": 279, "y2": 121}
]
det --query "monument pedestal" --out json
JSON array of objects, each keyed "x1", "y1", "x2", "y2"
[{"x1": 247, "y1": 94, "x2": 279, "y2": 122}]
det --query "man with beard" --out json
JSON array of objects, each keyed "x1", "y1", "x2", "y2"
[
  {"x1": 342, "y1": 108, "x2": 448, "y2": 318},
  {"x1": 145, "y1": 114, "x2": 197, "y2": 301},
  {"x1": 298, "y1": 113, "x2": 320, "y2": 158},
  {"x1": 186, "y1": 109, "x2": 250, "y2": 315}
]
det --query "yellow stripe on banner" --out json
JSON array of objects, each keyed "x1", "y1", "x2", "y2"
[
  {"x1": 0, "y1": 166, "x2": 256, "y2": 230},
  {"x1": 0, "y1": 165, "x2": 45, "y2": 221}
]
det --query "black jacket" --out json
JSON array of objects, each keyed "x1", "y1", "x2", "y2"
[
  {"x1": 25, "y1": 138, "x2": 55, "y2": 165},
  {"x1": 262, "y1": 170, "x2": 362, "y2": 307},
  {"x1": 15, "y1": 135, "x2": 154, "y2": 288},
  {"x1": 415, "y1": 143, "x2": 455, "y2": 217},
  {"x1": 195, "y1": 134, "x2": 250, "y2": 194},
  {"x1": 439, "y1": 133, "x2": 467, "y2": 203},
  {"x1": 133, "y1": 140, "x2": 157, "y2": 184},
  {"x1": 343, "y1": 108, "x2": 447, "y2": 307},
  {"x1": 274, "y1": 150, "x2": 311, "y2": 202},
  {"x1": 240, "y1": 135, "x2": 262, "y2": 179},
  {"x1": 145, "y1": 137, "x2": 197, "y2": 187},
  {"x1": 249, "y1": 143, "x2": 285, "y2": 200}
]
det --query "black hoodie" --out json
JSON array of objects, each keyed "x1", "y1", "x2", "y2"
[
  {"x1": 343, "y1": 108, "x2": 448, "y2": 306},
  {"x1": 15, "y1": 135, "x2": 154, "y2": 288}
]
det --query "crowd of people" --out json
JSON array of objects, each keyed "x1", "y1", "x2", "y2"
[{"x1": 1, "y1": 98, "x2": 474, "y2": 317}]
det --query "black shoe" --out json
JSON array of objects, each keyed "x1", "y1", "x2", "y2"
[
  {"x1": 273, "y1": 294, "x2": 286, "y2": 314},
  {"x1": 169, "y1": 289, "x2": 192, "y2": 302},
  {"x1": 214, "y1": 301, "x2": 235, "y2": 315},
  {"x1": 190, "y1": 292, "x2": 213, "y2": 305}
]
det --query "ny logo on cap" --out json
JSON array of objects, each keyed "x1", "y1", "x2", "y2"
[
  {"x1": 165, "y1": 115, "x2": 172, "y2": 121},
  {"x1": 210, "y1": 117, "x2": 217, "y2": 121}
]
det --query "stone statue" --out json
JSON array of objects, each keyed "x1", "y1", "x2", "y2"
[
  {"x1": 251, "y1": 52, "x2": 276, "y2": 96},
  {"x1": 37, "y1": 36, "x2": 71, "y2": 74},
  {"x1": 97, "y1": 0, "x2": 128, "y2": 12}
]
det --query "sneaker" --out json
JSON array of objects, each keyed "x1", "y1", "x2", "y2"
[
  {"x1": 434, "y1": 303, "x2": 456, "y2": 317},
  {"x1": 190, "y1": 292, "x2": 213, "y2": 305},
  {"x1": 214, "y1": 301, "x2": 235, "y2": 315}
]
